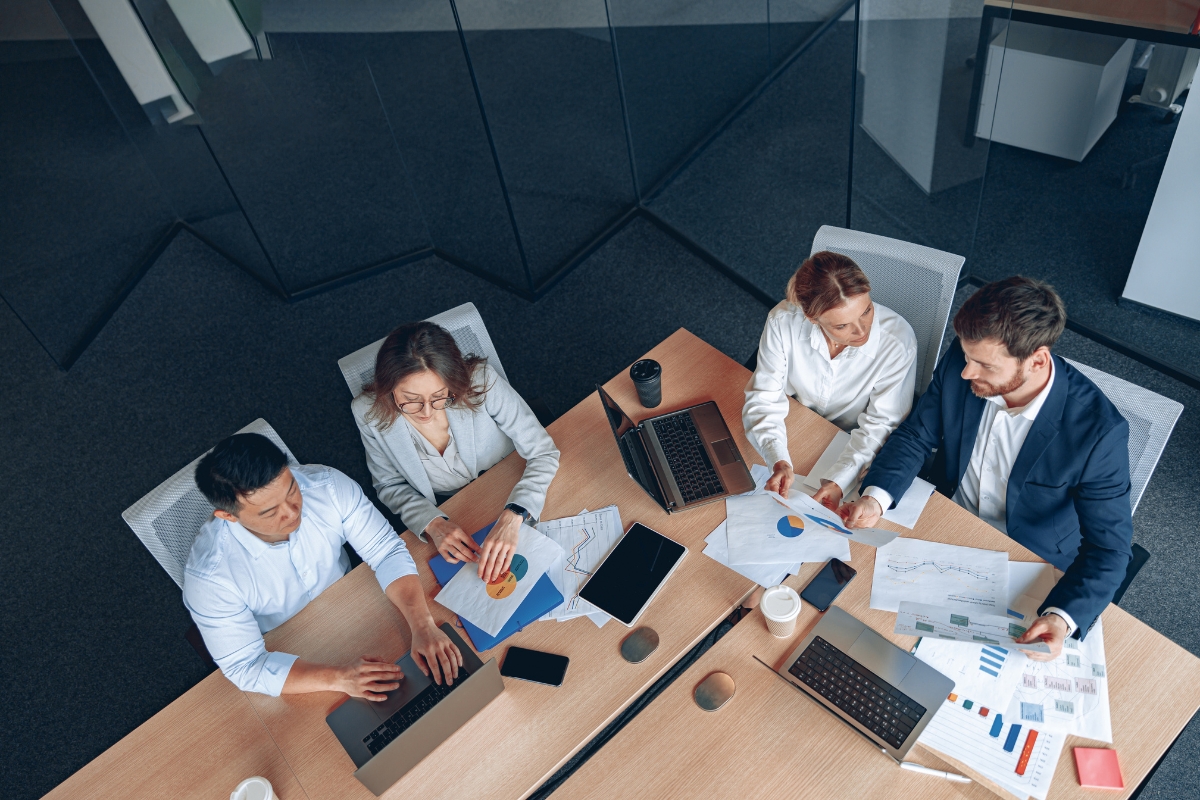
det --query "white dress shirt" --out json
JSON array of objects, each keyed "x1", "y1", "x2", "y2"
[
  {"x1": 743, "y1": 301, "x2": 918, "y2": 493},
  {"x1": 183, "y1": 464, "x2": 418, "y2": 696},
  {"x1": 403, "y1": 416, "x2": 474, "y2": 494},
  {"x1": 863, "y1": 361, "x2": 1076, "y2": 634}
]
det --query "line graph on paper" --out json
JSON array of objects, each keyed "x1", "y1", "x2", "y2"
[
  {"x1": 536, "y1": 506, "x2": 623, "y2": 620},
  {"x1": 871, "y1": 538, "x2": 1009, "y2": 613}
]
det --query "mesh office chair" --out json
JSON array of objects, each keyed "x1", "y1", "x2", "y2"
[
  {"x1": 1064, "y1": 359, "x2": 1182, "y2": 515},
  {"x1": 121, "y1": 419, "x2": 299, "y2": 589},
  {"x1": 337, "y1": 302, "x2": 509, "y2": 399},
  {"x1": 811, "y1": 226, "x2": 965, "y2": 395}
]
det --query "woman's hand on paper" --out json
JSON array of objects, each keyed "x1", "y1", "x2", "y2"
[
  {"x1": 765, "y1": 461, "x2": 794, "y2": 499},
  {"x1": 479, "y1": 509, "x2": 521, "y2": 583},
  {"x1": 426, "y1": 516, "x2": 481, "y2": 564},
  {"x1": 838, "y1": 496, "x2": 882, "y2": 528},
  {"x1": 812, "y1": 481, "x2": 843, "y2": 510}
]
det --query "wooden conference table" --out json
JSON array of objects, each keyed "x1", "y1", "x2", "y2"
[
  {"x1": 47, "y1": 328, "x2": 1200, "y2": 799},
  {"x1": 49, "y1": 329, "x2": 808, "y2": 799},
  {"x1": 555, "y1": 476, "x2": 1200, "y2": 796}
]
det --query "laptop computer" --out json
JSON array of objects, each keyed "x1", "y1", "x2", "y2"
[
  {"x1": 597, "y1": 385, "x2": 754, "y2": 512},
  {"x1": 755, "y1": 605, "x2": 954, "y2": 762},
  {"x1": 327, "y1": 623, "x2": 504, "y2": 795}
]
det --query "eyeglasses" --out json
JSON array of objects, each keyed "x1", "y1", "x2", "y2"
[{"x1": 397, "y1": 395, "x2": 456, "y2": 415}]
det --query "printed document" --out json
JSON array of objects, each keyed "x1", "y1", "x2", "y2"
[
  {"x1": 801, "y1": 430, "x2": 935, "y2": 529},
  {"x1": 536, "y1": 506, "x2": 623, "y2": 621},
  {"x1": 895, "y1": 602, "x2": 1050, "y2": 653},
  {"x1": 725, "y1": 493, "x2": 850, "y2": 566},
  {"x1": 870, "y1": 538, "x2": 1008, "y2": 613},
  {"x1": 702, "y1": 520, "x2": 799, "y2": 587}
]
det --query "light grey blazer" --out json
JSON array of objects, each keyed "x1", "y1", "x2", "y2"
[{"x1": 351, "y1": 364, "x2": 560, "y2": 537}]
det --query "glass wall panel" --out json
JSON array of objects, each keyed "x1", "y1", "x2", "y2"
[
  {"x1": 849, "y1": 0, "x2": 1003, "y2": 259},
  {"x1": 649, "y1": 2, "x2": 855, "y2": 300},
  {"x1": 607, "y1": 0, "x2": 770, "y2": 196},
  {"x1": 455, "y1": 0, "x2": 636, "y2": 285},
  {"x1": 0, "y1": 0, "x2": 179, "y2": 365}
]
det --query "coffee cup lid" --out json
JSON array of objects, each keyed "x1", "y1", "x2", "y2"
[
  {"x1": 630, "y1": 359, "x2": 661, "y2": 382},
  {"x1": 761, "y1": 585, "x2": 801, "y2": 621}
]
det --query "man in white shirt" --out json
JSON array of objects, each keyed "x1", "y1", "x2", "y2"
[
  {"x1": 184, "y1": 433, "x2": 462, "y2": 699},
  {"x1": 840, "y1": 278, "x2": 1134, "y2": 661}
]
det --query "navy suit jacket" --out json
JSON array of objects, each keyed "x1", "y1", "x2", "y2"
[{"x1": 862, "y1": 339, "x2": 1133, "y2": 639}]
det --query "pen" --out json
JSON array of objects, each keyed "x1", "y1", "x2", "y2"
[{"x1": 899, "y1": 761, "x2": 972, "y2": 783}]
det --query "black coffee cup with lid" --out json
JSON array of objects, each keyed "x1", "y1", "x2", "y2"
[{"x1": 630, "y1": 359, "x2": 662, "y2": 408}]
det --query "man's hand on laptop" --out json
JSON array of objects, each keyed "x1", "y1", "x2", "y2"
[
  {"x1": 335, "y1": 656, "x2": 405, "y2": 701},
  {"x1": 838, "y1": 496, "x2": 882, "y2": 529},
  {"x1": 411, "y1": 621, "x2": 464, "y2": 686},
  {"x1": 765, "y1": 461, "x2": 794, "y2": 499}
]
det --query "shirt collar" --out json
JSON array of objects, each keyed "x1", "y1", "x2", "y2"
[
  {"x1": 987, "y1": 358, "x2": 1056, "y2": 420},
  {"x1": 806, "y1": 311, "x2": 880, "y2": 361},
  {"x1": 227, "y1": 518, "x2": 276, "y2": 559}
]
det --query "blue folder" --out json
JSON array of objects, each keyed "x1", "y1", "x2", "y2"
[{"x1": 428, "y1": 522, "x2": 563, "y2": 652}]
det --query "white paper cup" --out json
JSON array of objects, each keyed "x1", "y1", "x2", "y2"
[
  {"x1": 761, "y1": 585, "x2": 802, "y2": 638},
  {"x1": 231, "y1": 777, "x2": 276, "y2": 800}
]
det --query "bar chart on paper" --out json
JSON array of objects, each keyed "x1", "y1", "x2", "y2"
[
  {"x1": 871, "y1": 538, "x2": 1008, "y2": 613},
  {"x1": 919, "y1": 693, "x2": 1064, "y2": 800}
]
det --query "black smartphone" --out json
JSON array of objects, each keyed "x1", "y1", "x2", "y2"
[
  {"x1": 500, "y1": 646, "x2": 569, "y2": 687},
  {"x1": 800, "y1": 558, "x2": 857, "y2": 612}
]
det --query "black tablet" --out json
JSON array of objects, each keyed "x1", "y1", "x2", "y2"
[{"x1": 578, "y1": 522, "x2": 687, "y2": 626}]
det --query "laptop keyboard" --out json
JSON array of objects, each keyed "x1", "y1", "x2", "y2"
[
  {"x1": 653, "y1": 413, "x2": 723, "y2": 503},
  {"x1": 363, "y1": 677, "x2": 464, "y2": 756},
  {"x1": 788, "y1": 636, "x2": 926, "y2": 750}
]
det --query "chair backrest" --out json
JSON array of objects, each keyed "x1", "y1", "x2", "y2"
[
  {"x1": 121, "y1": 419, "x2": 299, "y2": 589},
  {"x1": 336, "y1": 302, "x2": 509, "y2": 398},
  {"x1": 811, "y1": 226, "x2": 964, "y2": 394},
  {"x1": 1064, "y1": 359, "x2": 1183, "y2": 514}
]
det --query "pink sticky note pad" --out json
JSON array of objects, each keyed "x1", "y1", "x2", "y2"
[{"x1": 1073, "y1": 747, "x2": 1124, "y2": 790}]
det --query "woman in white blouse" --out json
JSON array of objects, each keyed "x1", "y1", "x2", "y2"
[
  {"x1": 352, "y1": 321, "x2": 560, "y2": 583},
  {"x1": 743, "y1": 251, "x2": 917, "y2": 510}
]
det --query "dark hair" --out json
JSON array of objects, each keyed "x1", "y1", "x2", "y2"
[
  {"x1": 786, "y1": 251, "x2": 871, "y2": 319},
  {"x1": 364, "y1": 321, "x2": 490, "y2": 430},
  {"x1": 195, "y1": 433, "x2": 288, "y2": 514},
  {"x1": 953, "y1": 276, "x2": 1066, "y2": 361}
]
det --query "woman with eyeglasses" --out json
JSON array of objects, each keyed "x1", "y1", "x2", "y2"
[{"x1": 351, "y1": 321, "x2": 560, "y2": 583}]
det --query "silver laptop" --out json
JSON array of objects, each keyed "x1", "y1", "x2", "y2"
[
  {"x1": 327, "y1": 624, "x2": 503, "y2": 795},
  {"x1": 756, "y1": 605, "x2": 954, "y2": 762},
  {"x1": 597, "y1": 385, "x2": 754, "y2": 513}
]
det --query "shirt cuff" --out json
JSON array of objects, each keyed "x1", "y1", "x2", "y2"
[
  {"x1": 761, "y1": 440, "x2": 791, "y2": 470},
  {"x1": 821, "y1": 462, "x2": 860, "y2": 496},
  {"x1": 258, "y1": 651, "x2": 299, "y2": 697},
  {"x1": 862, "y1": 486, "x2": 895, "y2": 513},
  {"x1": 1043, "y1": 607, "x2": 1077, "y2": 637}
]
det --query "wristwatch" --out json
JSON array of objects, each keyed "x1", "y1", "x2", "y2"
[{"x1": 504, "y1": 503, "x2": 531, "y2": 524}]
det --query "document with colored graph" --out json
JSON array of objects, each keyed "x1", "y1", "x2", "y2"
[
  {"x1": 536, "y1": 505, "x2": 623, "y2": 622},
  {"x1": 894, "y1": 602, "x2": 1051, "y2": 653},
  {"x1": 870, "y1": 538, "x2": 1008, "y2": 613}
]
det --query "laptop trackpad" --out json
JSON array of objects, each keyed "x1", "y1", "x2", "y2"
[
  {"x1": 847, "y1": 630, "x2": 915, "y2": 684},
  {"x1": 710, "y1": 438, "x2": 739, "y2": 466}
]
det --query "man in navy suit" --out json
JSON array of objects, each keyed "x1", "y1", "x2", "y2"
[{"x1": 840, "y1": 277, "x2": 1133, "y2": 660}]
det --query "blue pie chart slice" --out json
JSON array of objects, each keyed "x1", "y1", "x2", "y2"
[
  {"x1": 777, "y1": 515, "x2": 806, "y2": 538},
  {"x1": 509, "y1": 553, "x2": 529, "y2": 580}
]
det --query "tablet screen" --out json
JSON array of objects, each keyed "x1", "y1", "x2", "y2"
[{"x1": 579, "y1": 523, "x2": 686, "y2": 625}]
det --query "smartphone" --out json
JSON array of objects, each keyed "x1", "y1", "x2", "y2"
[
  {"x1": 500, "y1": 646, "x2": 569, "y2": 687},
  {"x1": 800, "y1": 558, "x2": 857, "y2": 612}
]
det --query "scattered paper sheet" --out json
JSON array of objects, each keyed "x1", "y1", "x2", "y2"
[
  {"x1": 920, "y1": 692, "x2": 1066, "y2": 800},
  {"x1": 895, "y1": 602, "x2": 1050, "y2": 653},
  {"x1": 914, "y1": 561, "x2": 1057, "y2": 711},
  {"x1": 702, "y1": 521, "x2": 799, "y2": 586},
  {"x1": 871, "y1": 538, "x2": 1008, "y2": 613},
  {"x1": 435, "y1": 524, "x2": 564, "y2": 636},
  {"x1": 803, "y1": 430, "x2": 851, "y2": 490},
  {"x1": 1005, "y1": 618, "x2": 1112, "y2": 742},
  {"x1": 536, "y1": 506, "x2": 622, "y2": 622},
  {"x1": 725, "y1": 494, "x2": 850, "y2": 566}
]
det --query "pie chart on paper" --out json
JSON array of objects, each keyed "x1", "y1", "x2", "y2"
[
  {"x1": 776, "y1": 515, "x2": 806, "y2": 538},
  {"x1": 485, "y1": 554, "x2": 529, "y2": 599}
]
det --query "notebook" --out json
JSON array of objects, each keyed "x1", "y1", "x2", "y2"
[
  {"x1": 1073, "y1": 747, "x2": 1124, "y2": 790},
  {"x1": 429, "y1": 522, "x2": 564, "y2": 651}
]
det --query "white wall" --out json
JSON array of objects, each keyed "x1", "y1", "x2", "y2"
[{"x1": 1122, "y1": 96, "x2": 1200, "y2": 322}]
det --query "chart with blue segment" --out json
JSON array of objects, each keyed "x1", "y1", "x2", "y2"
[{"x1": 980, "y1": 644, "x2": 1008, "y2": 677}]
